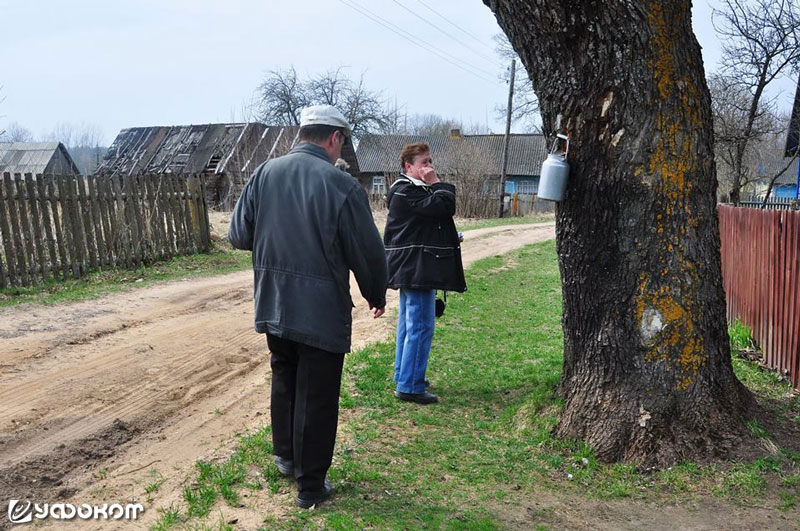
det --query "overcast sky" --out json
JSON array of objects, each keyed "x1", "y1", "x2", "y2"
[{"x1": 1, "y1": 0, "x2": 797, "y2": 146}]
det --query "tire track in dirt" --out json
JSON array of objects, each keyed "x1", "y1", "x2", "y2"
[
  {"x1": 1, "y1": 315, "x2": 263, "y2": 466},
  {"x1": 0, "y1": 222, "x2": 555, "y2": 522}
]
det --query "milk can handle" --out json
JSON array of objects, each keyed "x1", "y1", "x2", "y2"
[{"x1": 550, "y1": 133, "x2": 570, "y2": 156}]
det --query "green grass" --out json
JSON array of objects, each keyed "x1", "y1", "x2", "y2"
[
  {"x1": 150, "y1": 426, "x2": 284, "y2": 529},
  {"x1": 456, "y1": 213, "x2": 554, "y2": 231},
  {"x1": 144, "y1": 468, "x2": 168, "y2": 503},
  {"x1": 160, "y1": 240, "x2": 799, "y2": 528},
  {"x1": 728, "y1": 319, "x2": 755, "y2": 351},
  {"x1": 0, "y1": 243, "x2": 251, "y2": 307},
  {"x1": 151, "y1": 506, "x2": 182, "y2": 531}
]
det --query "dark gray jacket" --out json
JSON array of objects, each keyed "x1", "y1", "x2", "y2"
[
  {"x1": 229, "y1": 143, "x2": 388, "y2": 353},
  {"x1": 384, "y1": 176, "x2": 466, "y2": 292}
]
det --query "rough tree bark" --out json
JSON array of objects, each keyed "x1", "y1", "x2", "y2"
[{"x1": 483, "y1": 0, "x2": 755, "y2": 465}]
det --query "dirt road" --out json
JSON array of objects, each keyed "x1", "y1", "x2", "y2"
[{"x1": 0, "y1": 222, "x2": 555, "y2": 524}]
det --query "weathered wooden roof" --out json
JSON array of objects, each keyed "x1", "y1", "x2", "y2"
[
  {"x1": 97, "y1": 123, "x2": 360, "y2": 178},
  {"x1": 0, "y1": 142, "x2": 81, "y2": 175},
  {"x1": 356, "y1": 133, "x2": 547, "y2": 176},
  {"x1": 97, "y1": 123, "x2": 266, "y2": 176}
]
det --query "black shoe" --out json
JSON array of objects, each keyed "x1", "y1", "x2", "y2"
[
  {"x1": 296, "y1": 479, "x2": 333, "y2": 508},
  {"x1": 394, "y1": 390, "x2": 439, "y2": 404},
  {"x1": 274, "y1": 455, "x2": 294, "y2": 476}
]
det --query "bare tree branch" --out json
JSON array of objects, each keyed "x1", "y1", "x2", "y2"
[
  {"x1": 255, "y1": 66, "x2": 393, "y2": 140},
  {"x1": 761, "y1": 146, "x2": 799, "y2": 206},
  {"x1": 493, "y1": 34, "x2": 541, "y2": 133},
  {"x1": 711, "y1": 0, "x2": 800, "y2": 204},
  {"x1": 256, "y1": 67, "x2": 308, "y2": 126}
]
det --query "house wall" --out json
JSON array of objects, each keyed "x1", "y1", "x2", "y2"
[
  {"x1": 504, "y1": 176, "x2": 540, "y2": 195},
  {"x1": 775, "y1": 184, "x2": 798, "y2": 199},
  {"x1": 43, "y1": 149, "x2": 80, "y2": 176}
]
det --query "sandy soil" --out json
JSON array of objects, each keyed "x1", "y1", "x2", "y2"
[{"x1": 0, "y1": 222, "x2": 555, "y2": 529}]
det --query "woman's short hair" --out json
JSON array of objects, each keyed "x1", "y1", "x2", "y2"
[{"x1": 400, "y1": 142, "x2": 430, "y2": 170}]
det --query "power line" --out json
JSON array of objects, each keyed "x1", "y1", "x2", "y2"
[
  {"x1": 337, "y1": 0, "x2": 498, "y2": 84},
  {"x1": 389, "y1": 0, "x2": 501, "y2": 68},
  {"x1": 343, "y1": 0, "x2": 497, "y2": 79},
  {"x1": 414, "y1": 0, "x2": 497, "y2": 52}
]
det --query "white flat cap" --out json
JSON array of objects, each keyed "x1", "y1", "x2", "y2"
[{"x1": 299, "y1": 105, "x2": 352, "y2": 138}]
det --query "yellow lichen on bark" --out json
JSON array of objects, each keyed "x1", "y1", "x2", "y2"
[
  {"x1": 636, "y1": 274, "x2": 706, "y2": 391},
  {"x1": 648, "y1": 3, "x2": 677, "y2": 100},
  {"x1": 636, "y1": 1, "x2": 707, "y2": 391}
]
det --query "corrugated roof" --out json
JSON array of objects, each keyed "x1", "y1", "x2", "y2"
[
  {"x1": 356, "y1": 133, "x2": 547, "y2": 176},
  {"x1": 759, "y1": 156, "x2": 800, "y2": 185},
  {"x1": 776, "y1": 157, "x2": 799, "y2": 185},
  {"x1": 0, "y1": 142, "x2": 81, "y2": 175}
]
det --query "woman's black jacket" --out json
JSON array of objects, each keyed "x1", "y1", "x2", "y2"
[{"x1": 383, "y1": 175, "x2": 467, "y2": 292}]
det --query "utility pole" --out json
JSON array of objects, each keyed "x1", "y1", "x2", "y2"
[{"x1": 498, "y1": 59, "x2": 515, "y2": 218}]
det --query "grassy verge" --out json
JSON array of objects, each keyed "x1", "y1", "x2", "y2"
[
  {"x1": 153, "y1": 241, "x2": 799, "y2": 529},
  {"x1": 457, "y1": 213, "x2": 554, "y2": 231},
  {"x1": 0, "y1": 242, "x2": 251, "y2": 308}
]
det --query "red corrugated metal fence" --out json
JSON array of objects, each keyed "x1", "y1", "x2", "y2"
[{"x1": 718, "y1": 205, "x2": 800, "y2": 390}]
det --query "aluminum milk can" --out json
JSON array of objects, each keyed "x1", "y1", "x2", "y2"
[{"x1": 537, "y1": 134, "x2": 570, "y2": 201}]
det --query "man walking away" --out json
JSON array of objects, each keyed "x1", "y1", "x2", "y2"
[{"x1": 229, "y1": 105, "x2": 388, "y2": 508}]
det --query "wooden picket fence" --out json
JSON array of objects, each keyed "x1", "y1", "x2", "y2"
[
  {"x1": 718, "y1": 205, "x2": 800, "y2": 390},
  {"x1": 508, "y1": 194, "x2": 555, "y2": 216},
  {"x1": 0, "y1": 173, "x2": 211, "y2": 287},
  {"x1": 739, "y1": 196, "x2": 800, "y2": 211}
]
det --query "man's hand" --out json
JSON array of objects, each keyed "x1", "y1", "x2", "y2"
[
  {"x1": 420, "y1": 166, "x2": 439, "y2": 185},
  {"x1": 370, "y1": 305, "x2": 386, "y2": 318}
]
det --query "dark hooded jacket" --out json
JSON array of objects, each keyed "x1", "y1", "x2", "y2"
[
  {"x1": 229, "y1": 143, "x2": 388, "y2": 353},
  {"x1": 383, "y1": 175, "x2": 466, "y2": 292}
]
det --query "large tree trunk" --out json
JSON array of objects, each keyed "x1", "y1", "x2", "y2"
[{"x1": 484, "y1": 0, "x2": 754, "y2": 465}]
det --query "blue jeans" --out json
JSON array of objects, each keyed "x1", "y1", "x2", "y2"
[{"x1": 394, "y1": 289, "x2": 435, "y2": 394}]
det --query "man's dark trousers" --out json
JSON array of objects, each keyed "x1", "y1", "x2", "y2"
[{"x1": 267, "y1": 334, "x2": 345, "y2": 494}]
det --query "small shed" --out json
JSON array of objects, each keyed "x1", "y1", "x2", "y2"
[
  {"x1": 96, "y1": 123, "x2": 360, "y2": 210},
  {"x1": 0, "y1": 142, "x2": 81, "y2": 177}
]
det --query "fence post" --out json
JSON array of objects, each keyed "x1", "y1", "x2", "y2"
[
  {"x1": 125, "y1": 175, "x2": 143, "y2": 268},
  {"x1": 171, "y1": 176, "x2": 187, "y2": 254},
  {"x1": 88, "y1": 174, "x2": 108, "y2": 269},
  {"x1": 76, "y1": 175, "x2": 98, "y2": 273},
  {"x1": 6, "y1": 174, "x2": 29, "y2": 286},
  {"x1": 199, "y1": 174, "x2": 211, "y2": 252},
  {"x1": 180, "y1": 177, "x2": 195, "y2": 254},
  {"x1": 111, "y1": 176, "x2": 129, "y2": 268},
  {"x1": 24, "y1": 174, "x2": 48, "y2": 283},
  {"x1": 97, "y1": 176, "x2": 113, "y2": 267},
  {"x1": 0, "y1": 173, "x2": 18, "y2": 286},
  {"x1": 36, "y1": 176, "x2": 57, "y2": 282},
  {"x1": 49, "y1": 177, "x2": 69, "y2": 280},
  {"x1": 71, "y1": 176, "x2": 89, "y2": 277},
  {"x1": 14, "y1": 174, "x2": 38, "y2": 283},
  {"x1": 159, "y1": 175, "x2": 175, "y2": 258}
]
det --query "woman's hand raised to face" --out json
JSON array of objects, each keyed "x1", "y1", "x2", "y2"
[{"x1": 420, "y1": 166, "x2": 439, "y2": 185}]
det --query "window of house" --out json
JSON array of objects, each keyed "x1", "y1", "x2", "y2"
[
  {"x1": 371, "y1": 176, "x2": 386, "y2": 194},
  {"x1": 518, "y1": 180, "x2": 538, "y2": 195}
]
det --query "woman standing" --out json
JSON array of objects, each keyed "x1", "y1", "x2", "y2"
[{"x1": 384, "y1": 142, "x2": 467, "y2": 404}]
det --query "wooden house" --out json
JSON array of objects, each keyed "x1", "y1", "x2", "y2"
[{"x1": 356, "y1": 130, "x2": 547, "y2": 195}]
